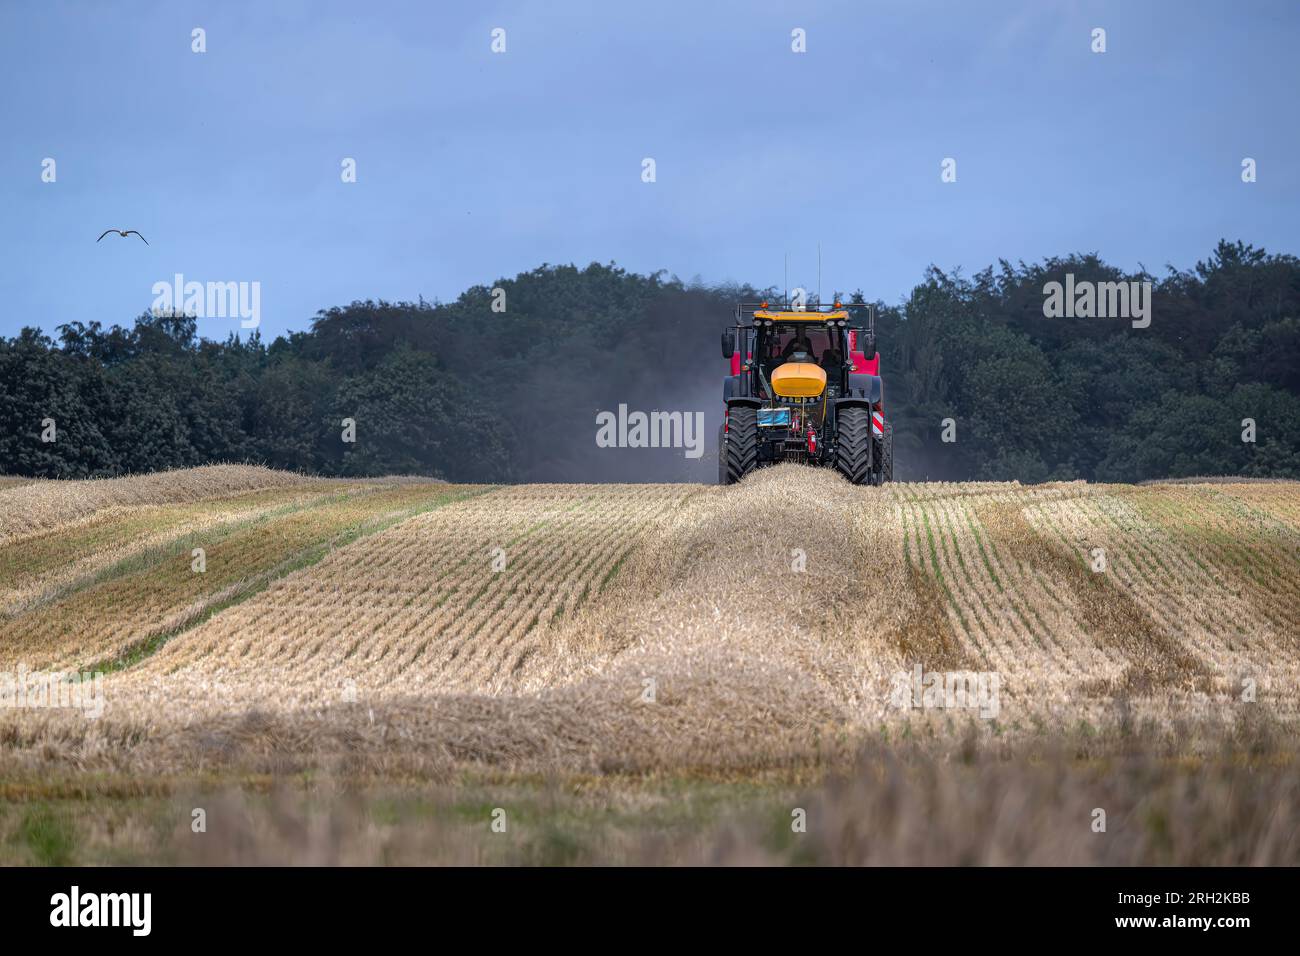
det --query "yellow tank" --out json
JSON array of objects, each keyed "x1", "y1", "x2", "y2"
[{"x1": 770, "y1": 362, "x2": 827, "y2": 398}]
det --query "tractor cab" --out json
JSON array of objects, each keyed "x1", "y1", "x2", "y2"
[{"x1": 719, "y1": 300, "x2": 891, "y2": 485}]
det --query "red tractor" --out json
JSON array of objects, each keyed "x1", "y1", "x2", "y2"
[{"x1": 719, "y1": 301, "x2": 892, "y2": 485}]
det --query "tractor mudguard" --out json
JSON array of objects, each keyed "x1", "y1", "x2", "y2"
[
  {"x1": 722, "y1": 374, "x2": 748, "y2": 402},
  {"x1": 725, "y1": 396, "x2": 762, "y2": 410},
  {"x1": 834, "y1": 395, "x2": 874, "y2": 412},
  {"x1": 847, "y1": 373, "x2": 882, "y2": 404}
]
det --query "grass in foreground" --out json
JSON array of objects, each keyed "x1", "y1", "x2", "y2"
[{"x1": 1, "y1": 721, "x2": 1294, "y2": 866}]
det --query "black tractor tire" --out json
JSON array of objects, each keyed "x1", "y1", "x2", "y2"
[
  {"x1": 835, "y1": 405, "x2": 874, "y2": 485},
  {"x1": 716, "y1": 424, "x2": 726, "y2": 485},
  {"x1": 873, "y1": 420, "x2": 894, "y2": 485},
  {"x1": 723, "y1": 407, "x2": 759, "y2": 484}
]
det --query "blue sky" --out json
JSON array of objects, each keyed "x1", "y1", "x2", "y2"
[{"x1": 1, "y1": 0, "x2": 1296, "y2": 342}]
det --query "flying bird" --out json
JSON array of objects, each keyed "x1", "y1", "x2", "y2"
[{"x1": 97, "y1": 229, "x2": 148, "y2": 245}]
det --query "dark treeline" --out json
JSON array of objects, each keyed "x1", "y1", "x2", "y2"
[{"x1": 2, "y1": 240, "x2": 1298, "y2": 483}]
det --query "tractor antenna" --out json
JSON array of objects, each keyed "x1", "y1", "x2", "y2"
[
  {"x1": 818, "y1": 242, "x2": 822, "y2": 308},
  {"x1": 784, "y1": 252, "x2": 788, "y2": 308}
]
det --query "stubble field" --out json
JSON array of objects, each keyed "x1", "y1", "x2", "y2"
[{"x1": 0, "y1": 464, "x2": 1296, "y2": 864}]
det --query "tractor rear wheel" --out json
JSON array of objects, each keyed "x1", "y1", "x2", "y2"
[
  {"x1": 723, "y1": 407, "x2": 758, "y2": 484},
  {"x1": 874, "y1": 420, "x2": 894, "y2": 485},
  {"x1": 716, "y1": 424, "x2": 726, "y2": 484},
  {"x1": 835, "y1": 406, "x2": 873, "y2": 485}
]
